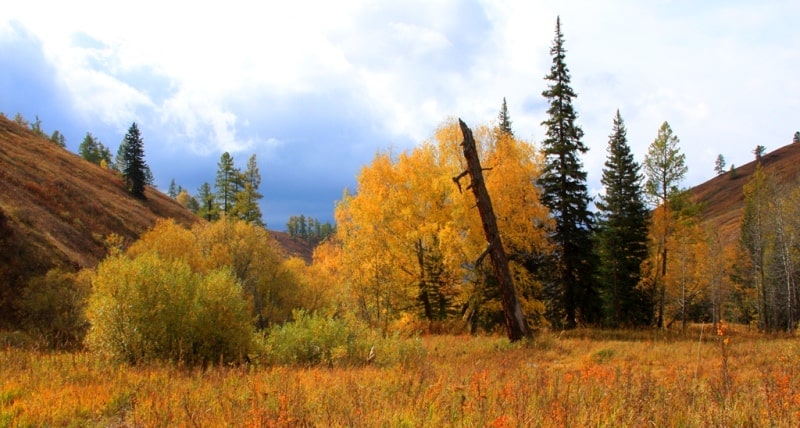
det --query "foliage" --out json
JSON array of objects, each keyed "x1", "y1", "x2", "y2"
[
  {"x1": 333, "y1": 119, "x2": 550, "y2": 333},
  {"x1": 643, "y1": 120, "x2": 687, "y2": 328},
  {"x1": 49, "y1": 130, "x2": 66, "y2": 148},
  {"x1": 537, "y1": 17, "x2": 598, "y2": 328},
  {"x1": 86, "y1": 251, "x2": 253, "y2": 365},
  {"x1": 741, "y1": 165, "x2": 800, "y2": 332},
  {"x1": 17, "y1": 268, "x2": 92, "y2": 349},
  {"x1": 595, "y1": 110, "x2": 651, "y2": 327},
  {"x1": 215, "y1": 152, "x2": 239, "y2": 215},
  {"x1": 212, "y1": 152, "x2": 264, "y2": 225},
  {"x1": 233, "y1": 154, "x2": 264, "y2": 226},
  {"x1": 126, "y1": 219, "x2": 301, "y2": 329},
  {"x1": 118, "y1": 123, "x2": 152, "y2": 198},
  {"x1": 196, "y1": 182, "x2": 218, "y2": 221},
  {"x1": 4, "y1": 329, "x2": 800, "y2": 426},
  {"x1": 261, "y1": 309, "x2": 381, "y2": 367},
  {"x1": 78, "y1": 132, "x2": 112, "y2": 166},
  {"x1": 714, "y1": 154, "x2": 726, "y2": 175},
  {"x1": 286, "y1": 214, "x2": 335, "y2": 243},
  {"x1": 644, "y1": 121, "x2": 687, "y2": 206},
  {"x1": 495, "y1": 97, "x2": 513, "y2": 138},
  {"x1": 175, "y1": 189, "x2": 199, "y2": 212}
]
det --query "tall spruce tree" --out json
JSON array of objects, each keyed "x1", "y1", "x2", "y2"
[
  {"x1": 495, "y1": 97, "x2": 514, "y2": 138},
  {"x1": 596, "y1": 110, "x2": 651, "y2": 327},
  {"x1": 120, "y1": 122, "x2": 149, "y2": 199},
  {"x1": 537, "y1": 17, "x2": 599, "y2": 328},
  {"x1": 215, "y1": 152, "x2": 239, "y2": 216}
]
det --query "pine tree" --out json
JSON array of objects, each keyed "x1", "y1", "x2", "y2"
[
  {"x1": 196, "y1": 182, "x2": 218, "y2": 221},
  {"x1": 168, "y1": 179, "x2": 179, "y2": 199},
  {"x1": 49, "y1": 130, "x2": 66, "y2": 148},
  {"x1": 495, "y1": 97, "x2": 514, "y2": 139},
  {"x1": 80, "y1": 133, "x2": 101, "y2": 163},
  {"x1": 714, "y1": 154, "x2": 726, "y2": 175},
  {"x1": 596, "y1": 110, "x2": 651, "y2": 327},
  {"x1": 215, "y1": 152, "x2": 239, "y2": 216},
  {"x1": 537, "y1": 17, "x2": 599, "y2": 328},
  {"x1": 643, "y1": 121, "x2": 687, "y2": 328},
  {"x1": 234, "y1": 154, "x2": 264, "y2": 226},
  {"x1": 120, "y1": 122, "x2": 149, "y2": 199}
]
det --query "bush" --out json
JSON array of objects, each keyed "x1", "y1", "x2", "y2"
[
  {"x1": 18, "y1": 268, "x2": 91, "y2": 349},
  {"x1": 86, "y1": 253, "x2": 253, "y2": 365},
  {"x1": 261, "y1": 310, "x2": 426, "y2": 367}
]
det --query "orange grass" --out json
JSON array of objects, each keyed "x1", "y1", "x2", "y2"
[{"x1": 2, "y1": 326, "x2": 799, "y2": 427}]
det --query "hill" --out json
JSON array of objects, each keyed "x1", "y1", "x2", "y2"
[
  {"x1": 0, "y1": 115, "x2": 199, "y2": 326},
  {"x1": 269, "y1": 230, "x2": 316, "y2": 263},
  {"x1": 690, "y1": 141, "x2": 800, "y2": 246}
]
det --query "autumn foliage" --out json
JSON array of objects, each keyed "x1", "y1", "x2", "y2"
[{"x1": 334, "y1": 119, "x2": 551, "y2": 333}]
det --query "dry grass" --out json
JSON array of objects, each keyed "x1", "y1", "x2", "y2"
[{"x1": 2, "y1": 326, "x2": 798, "y2": 427}]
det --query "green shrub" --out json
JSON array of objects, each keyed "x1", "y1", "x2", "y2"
[
  {"x1": 261, "y1": 310, "x2": 426, "y2": 367},
  {"x1": 86, "y1": 252, "x2": 253, "y2": 365},
  {"x1": 18, "y1": 268, "x2": 91, "y2": 349}
]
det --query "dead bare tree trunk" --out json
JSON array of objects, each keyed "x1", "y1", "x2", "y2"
[{"x1": 453, "y1": 119, "x2": 531, "y2": 342}]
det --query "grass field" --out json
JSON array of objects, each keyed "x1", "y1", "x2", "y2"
[{"x1": 2, "y1": 325, "x2": 799, "y2": 427}]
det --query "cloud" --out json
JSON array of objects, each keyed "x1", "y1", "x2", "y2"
[{"x1": 2, "y1": 1, "x2": 800, "y2": 226}]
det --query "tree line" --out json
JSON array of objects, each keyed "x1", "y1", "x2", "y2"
[
  {"x1": 168, "y1": 152, "x2": 265, "y2": 227},
  {"x1": 286, "y1": 215, "x2": 335, "y2": 243},
  {"x1": 318, "y1": 17, "x2": 800, "y2": 334}
]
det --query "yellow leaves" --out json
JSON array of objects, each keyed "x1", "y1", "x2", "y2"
[{"x1": 332, "y1": 118, "x2": 551, "y2": 328}]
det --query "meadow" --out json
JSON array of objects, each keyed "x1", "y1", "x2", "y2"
[{"x1": 1, "y1": 325, "x2": 799, "y2": 427}]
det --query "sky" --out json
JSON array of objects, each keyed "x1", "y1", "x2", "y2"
[{"x1": 1, "y1": 1, "x2": 798, "y2": 228}]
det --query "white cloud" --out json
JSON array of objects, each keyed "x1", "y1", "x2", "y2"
[{"x1": 3, "y1": 1, "x2": 800, "y2": 223}]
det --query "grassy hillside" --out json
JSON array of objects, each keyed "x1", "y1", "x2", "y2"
[
  {"x1": 0, "y1": 115, "x2": 198, "y2": 326},
  {"x1": 691, "y1": 142, "x2": 800, "y2": 246}
]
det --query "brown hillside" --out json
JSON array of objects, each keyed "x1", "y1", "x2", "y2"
[
  {"x1": 0, "y1": 115, "x2": 198, "y2": 325},
  {"x1": 269, "y1": 230, "x2": 315, "y2": 263},
  {"x1": 690, "y1": 142, "x2": 800, "y2": 246}
]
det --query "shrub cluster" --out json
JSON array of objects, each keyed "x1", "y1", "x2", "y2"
[
  {"x1": 261, "y1": 309, "x2": 426, "y2": 368},
  {"x1": 86, "y1": 253, "x2": 253, "y2": 365}
]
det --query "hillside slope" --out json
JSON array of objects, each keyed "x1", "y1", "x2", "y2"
[
  {"x1": 690, "y1": 141, "x2": 800, "y2": 246},
  {"x1": 0, "y1": 116, "x2": 198, "y2": 325}
]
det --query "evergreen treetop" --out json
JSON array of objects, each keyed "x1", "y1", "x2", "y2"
[
  {"x1": 536, "y1": 16, "x2": 599, "y2": 328},
  {"x1": 120, "y1": 122, "x2": 149, "y2": 199},
  {"x1": 495, "y1": 97, "x2": 514, "y2": 138},
  {"x1": 596, "y1": 110, "x2": 651, "y2": 327}
]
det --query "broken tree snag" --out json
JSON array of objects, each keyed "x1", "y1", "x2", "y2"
[{"x1": 453, "y1": 119, "x2": 531, "y2": 342}]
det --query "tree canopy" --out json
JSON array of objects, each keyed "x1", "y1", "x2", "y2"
[{"x1": 537, "y1": 17, "x2": 599, "y2": 328}]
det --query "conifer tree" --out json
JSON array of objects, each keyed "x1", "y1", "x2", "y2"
[
  {"x1": 644, "y1": 121, "x2": 687, "y2": 328},
  {"x1": 537, "y1": 17, "x2": 599, "y2": 328},
  {"x1": 215, "y1": 152, "x2": 239, "y2": 216},
  {"x1": 596, "y1": 110, "x2": 651, "y2": 327},
  {"x1": 120, "y1": 122, "x2": 149, "y2": 199},
  {"x1": 197, "y1": 182, "x2": 218, "y2": 221},
  {"x1": 80, "y1": 133, "x2": 113, "y2": 166},
  {"x1": 168, "y1": 179, "x2": 179, "y2": 199},
  {"x1": 495, "y1": 97, "x2": 514, "y2": 139},
  {"x1": 714, "y1": 154, "x2": 726, "y2": 175},
  {"x1": 49, "y1": 130, "x2": 66, "y2": 148},
  {"x1": 234, "y1": 154, "x2": 264, "y2": 226}
]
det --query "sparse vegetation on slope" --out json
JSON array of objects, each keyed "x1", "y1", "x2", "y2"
[{"x1": 0, "y1": 115, "x2": 197, "y2": 328}]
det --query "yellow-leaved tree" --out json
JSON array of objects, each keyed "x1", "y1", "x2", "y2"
[{"x1": 333, "y1": 118, "x2": 551, "y2": 333}]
